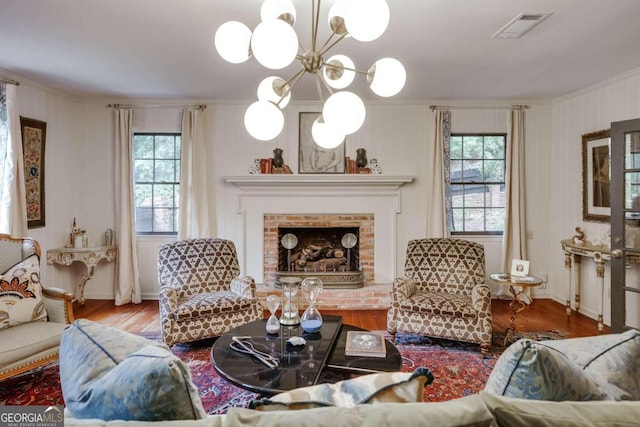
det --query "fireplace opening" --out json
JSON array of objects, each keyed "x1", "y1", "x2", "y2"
[{"x1": 276, "y1": 226, "x2": 364, "y2": 288}]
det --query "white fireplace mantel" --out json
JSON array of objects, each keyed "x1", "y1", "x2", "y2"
[{"x1": 224, "y1": 175, "x2": 414, "y2": 193}]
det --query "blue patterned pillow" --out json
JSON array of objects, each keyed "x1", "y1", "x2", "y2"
[
  {"x1": 484, "y1": 338, "x2": 608, "y2": 401},
  {"x1": 60, "y1": 319, "x2": 206, "y2": 421}
]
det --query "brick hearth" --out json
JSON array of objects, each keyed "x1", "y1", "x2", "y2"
[{"x1": 256, "y1": 283, "x2": 391, "y2": 310}]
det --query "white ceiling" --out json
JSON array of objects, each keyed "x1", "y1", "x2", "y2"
[{"x1": 1, "y1": 0, "x2": 639, "y2": 102}]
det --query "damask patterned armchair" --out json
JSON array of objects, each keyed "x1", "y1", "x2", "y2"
[
  {"x1": 157, "y1": 238, "x2": 261, "y2": 347},
  {"x1": 387, "y1": 238, "x2": 492, "y2": 354}
]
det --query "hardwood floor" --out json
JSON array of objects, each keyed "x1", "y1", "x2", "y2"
[{"x1": 74, "y1": 298, "x2": 610, "y2": 338}]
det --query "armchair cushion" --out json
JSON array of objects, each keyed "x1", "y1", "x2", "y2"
[
  {"x1": 60, "y1": 319, "x2": 206, "y2": 421},
  {"x1": 174, "y1": 290, "x2": 254, "y2": 322},
  {"x1": 0, "y1": 254, "x2": 47, "y2": 330},
  {"x1": 400, "y1": 292, "x2": 476, "y2": 318}
]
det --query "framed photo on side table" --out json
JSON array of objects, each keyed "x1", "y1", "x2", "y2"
[
  {"x1": 298, "y1": 112, "x2": 345, "y2": 174},
  {"x1": 510, "y1": 259, "x2": 530, "y2": 277}
]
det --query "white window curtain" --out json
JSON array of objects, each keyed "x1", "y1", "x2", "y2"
[
  {"x1": 0, "y1": 83, "x2": 27, "y2": 236},
  {"x1": 114, "y1": 108, "x2": 141, "y2": 305},
  {"x1": 178, "y1": 107, "x2": 213, "y2": 240},
  {"x1": 426, "y1": 109, "x2": 452, "y2": 238},
  {"x1": 501, "y1": 108, "x2": 527, "y2": 271}
]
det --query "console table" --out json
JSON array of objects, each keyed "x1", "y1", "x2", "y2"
[
  {"x1": 560, "y1": 239, "x2": 611, "y2": 332},
  {"x1": 47, "y1": 245, "x2": 117, "y2": 304}
]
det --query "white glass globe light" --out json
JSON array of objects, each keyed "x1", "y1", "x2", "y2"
[
  {"x1": 261, "y1": 0, "x2": 296, "y2": 25},
  {"x1": 322, "y1": 55, "x2": 355, "y2": 89},
  {"x1": 368, "y1": 57, "x2": 406, "y2": 97},
  {"x1": 345, "y1": 0, "x2": 390, "y2": 42},
  {"x1": 257, "y1": 76, "x2": 291, "y2": 108},
  {"x1": 214, "y1": 21, "x2": 252, "y2": 64},
  {"x1": 251, "y1": 19, "x2": 298, "y2": 70},
  {"x1": 328, "y1": 0, "x2": 349, "y2": 36},
  {"x1": 323, "y1": 91, "x2": 366, "y2": 136},
  {"x1": 311, "y1": 116, "x2": 345, "y2": 149},
  {"x1": 244, "y1": 101, "x2": 284, "y2": 141}
]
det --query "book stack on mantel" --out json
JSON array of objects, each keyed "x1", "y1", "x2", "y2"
[
  {"x1": 345, "y1": 157, "x2": 371, "y2": 174},
  {"x1": 259, "y1": 158, "x2": 292, "y2": 174},
  {"x1": 345, "y1": 331, "x2": 387, "y2": 358}
]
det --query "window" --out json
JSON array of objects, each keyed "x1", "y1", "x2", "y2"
[
  {"x1": 449, "y1": 134, "x2": 506, "y2": 234},
  {"x1": 133, "y1": 133, "x2": 181, "y2": 234}
]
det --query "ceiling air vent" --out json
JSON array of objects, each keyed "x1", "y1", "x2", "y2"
[{"x1": 492, "y1": 13, "x2": 552, "y2": 39}]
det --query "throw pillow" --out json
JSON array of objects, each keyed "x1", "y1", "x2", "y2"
[
  {"x1": 249, "y1": 367, "x2": 434, "y2": 411},
  {"x1": 543, "y1": 329, "x2": 640, "y2": 400},
  {"x1": 0, "y1": 254, "x2": 47, "y2": 330},
  {"x1": 484, "y1": 338, "x2": 609, "y2": 401},
  {"x1": 60, "y1": 319, "x2": 206, "y2": 421}
]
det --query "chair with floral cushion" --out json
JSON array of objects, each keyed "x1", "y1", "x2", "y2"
[
  {"x1": 157, "y1": 238, "x2": 261, "y2": 347},
  {"x1": 0, "y1": 234, "x2": 75, "y2": 380},
  {"x1": 387, "y1": 238, "x2": 492, "y2": 354}
]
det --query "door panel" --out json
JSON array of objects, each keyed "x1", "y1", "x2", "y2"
[{"x1": 611, "y1": 118, "x2": 640, "y2": 332}]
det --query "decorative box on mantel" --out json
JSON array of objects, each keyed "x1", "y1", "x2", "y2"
[{"x1": 224, "y1": 175, "x2": 414, "y2": 287}]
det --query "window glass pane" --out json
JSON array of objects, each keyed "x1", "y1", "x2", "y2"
[
  {"x1": 155, "y1": 136, "x2": 176, "y2": 159},
  {"x1": 464, "y1": 208, "x2": 485, "y2": 232},
  {"x1": 175, "y1": 184, "x2": 180, "y2": 207},
  {"x1": 135, "y1": 208, "x2": 152, "y2": 232},
  {"x1": 450, "y1": 160, "x2": 463, "y2": 182},
  {"x1": 134, "y1": 184, "x2": 152, "y2": 208},
  {"x1": 450, "y1": 136, "x2": 463, "y2": 159},
  {"x1": 155, "y1": 160, "x2": 176, "y2": 182},
  {"x1": 462, "y1": 136, "x2": 483, "y2": 158},
  {"x1": 464, "y1": 187, "x2": 485, "y2": 207},
  {"x1": 625, "y1": 172, "x2": 640, "y2": 209},
  {"x1": 485, "y1": 185, "x2": 504, "y2": 208},
  {"x1": 133, "y1": 135, "x2": 154, "y2": 159},
  {"x1": 153, "y1": 208, "x2": 174, "y2": 232},
  {"x1": 175, "y1": 159, "x2": 181, "y2": 180},
  {"x1": 452, "y1": 208, "x2": 463, "y2": 231},
  {"x1": 154, "y1": 184, "x2": 175, "y2": 207},
  {"x1": 484, "y1": 136, "x2": 505, "y2": 159},
  {"x1": 462, "y1": 160, "x2": 482, "y2": 182},
  {"x1": 134, "y1": 159, "x2": 153, "y2": 182},
  {"x1": 486, "y1": 209, "x2": 504, "y2": 231},
  {"x1": 451, "y1": 185, "x2": 464, "y2": 207},
  {"x1": 484, "y1": 160, "x2": 504, "y2": 182}
]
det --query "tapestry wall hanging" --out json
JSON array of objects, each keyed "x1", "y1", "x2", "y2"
[{"x1": 20, "y1": 116, "x2": 46, "y2": 228}]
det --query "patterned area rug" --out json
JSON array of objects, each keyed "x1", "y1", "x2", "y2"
[{"x1": 0, "y1": 330, "x2": 564, "y2": 412}]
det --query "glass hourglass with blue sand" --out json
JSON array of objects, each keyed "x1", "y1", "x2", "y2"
[{"x1": 300, "y1": 277, "x2": 323, "y2": 333}]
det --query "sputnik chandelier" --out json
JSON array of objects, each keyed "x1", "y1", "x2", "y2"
[{"x1": 214, "y1": 0, "x2": 406, "y2": 148}]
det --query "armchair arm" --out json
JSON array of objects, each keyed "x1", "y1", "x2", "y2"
[
  {"x1": 391, "y1": 276, "x2": 417, "y2": 304},
  {"x1": 41, "y1": 285, "x2": 75, "y2": 324},
  {"x1": 230, "y1": 275, "x2": 257, "y2": 299},
  {"x1": 471, "y1": 282, "x2": 492, "y2": 312}
]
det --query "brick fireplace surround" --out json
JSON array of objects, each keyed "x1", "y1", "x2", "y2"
[{"x1": 224, "y1": 175, "x2": 413, "y2": 310}]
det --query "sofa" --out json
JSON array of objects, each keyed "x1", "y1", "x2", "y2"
[{"x1": 60, "y1": 319, "x2": 640, "y2": 427}]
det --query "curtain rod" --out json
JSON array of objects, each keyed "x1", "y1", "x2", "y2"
[
  {"x1": 0, "y1": 78, "x2": 20, "y2": 86},
  {"x1": 429, "y1": 104, "x2": 529, "y2": 111},
  {"x1": 107, "y1": 103, "x2": 207, "y2": 110}
]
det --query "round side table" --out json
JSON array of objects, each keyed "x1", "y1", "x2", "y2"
[{"x1": 490, "y1": 273, "x2": 543, "y2": 346}]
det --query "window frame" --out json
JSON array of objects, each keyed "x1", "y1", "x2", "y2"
[
  {"x1": 449, "y1": 132, "x2": 506, "y2": 236},
  {"x1": 133, "y1": 132, "x2": 181, "y2": 235}
]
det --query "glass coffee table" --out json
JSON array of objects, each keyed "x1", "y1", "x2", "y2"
[{"x1": 210, "y1": 315, "x2": 401, "y2": 395}]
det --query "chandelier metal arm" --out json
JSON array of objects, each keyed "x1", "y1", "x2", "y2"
[
  {"x1": 275, "y1": 68, "x2": 308, "y2": 106},
  {"x1": 313, "y1": 74, "x2": 325, "y2": 103},
  {"x1": 311, "y1": 0, "x2": 321, "y2": 51},
  {"x1": 325, "y1": 63, "x2": 369, "y2": 76},
  {"x1": 318, "y1": 32, "x2": 347, "y2": 57}
]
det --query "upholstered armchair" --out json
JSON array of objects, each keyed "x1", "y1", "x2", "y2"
[
  {"x1": 387, "y1": 238, "x2": 492, "y2": 354},
  {"x1": 157, "y1": 238, "x2": 261, "y2": 347},
  {"x1": 0, "y1": 234, "x2": 75, "y2": 380}
]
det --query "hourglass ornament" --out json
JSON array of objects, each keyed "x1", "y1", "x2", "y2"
[
  {"x1": 279, "y1": 276, "x2": 301, "y2": 325},
  {"x1": 301, "y1": 277, "x2": 323, "y2": 333},
  {"x1": 265, "y1": 294, "x2": 281, "y2": 334}
]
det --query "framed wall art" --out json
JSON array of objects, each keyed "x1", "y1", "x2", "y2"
[
  {"x1": 20, "y1": 116, "x2": 46, "y2": 228},
  {"x1": 298, "y1": 112, "x2": 345, "y2": 174},
  {"x1": 582, "y1": 129, "x2": 611, "y2": 223}
]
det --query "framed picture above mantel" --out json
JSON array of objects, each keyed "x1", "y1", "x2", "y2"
[
  {"x1": 298, "y1": 112, "x2": 346, "y2": 174},
  {"x1": 582, "y1": 129, "x2": 610, "y2": 223},
  {"x1": 20, "y1": 116, "x2": 47, "y2": 228}
]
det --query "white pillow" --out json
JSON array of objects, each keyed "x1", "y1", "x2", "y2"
[{"x1": 0, "y1": 254, "x2": 47, "y2": 330}]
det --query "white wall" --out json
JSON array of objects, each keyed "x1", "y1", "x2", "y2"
[{"x1": 548, "y1": 68, "x2": 640, "y2": 325}]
